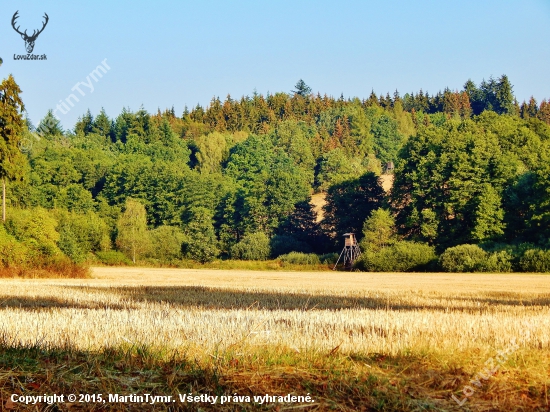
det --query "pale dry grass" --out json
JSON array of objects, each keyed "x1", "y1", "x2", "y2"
[{"x1": 0, "y1": 268, "x2": 549, "y2": 358}]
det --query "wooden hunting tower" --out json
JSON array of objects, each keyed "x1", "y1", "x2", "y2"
[{"x1": 333, "y1": 233, "x2": 361, "y2": 270}]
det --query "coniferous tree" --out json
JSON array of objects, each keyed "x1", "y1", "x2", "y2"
[
  {"x1": 37, "y1": 109, "x2": 63, "y2": 137},
  {"x1": 495, "y1": 74, "x2": 515, "y2": 115},
  {"x1": 292, "y1": 79, "x2": 312, "y2": 97},
  {"x1": 75, "y1": 110, "x2": 94, "y2": 135},
  {"x1": 0, "y1": 75, "x2": 27, "y2": 221},
  {"x1": 92, "y1": 108, "x2": 111, "y2": 137}
]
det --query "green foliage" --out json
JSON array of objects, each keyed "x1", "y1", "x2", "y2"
[
  {"x1": 439, "y1": 244, "x2": 488, "y2": 272},
  {"x1": 96, "y1": 250, "x2": 133, "y2": 266},
  {"x1": 224, "y1": 135, "x2": 310, "y2": 235},
  {"x1": 319, "y1": 252, "x2": 339, "y2": 265},
  {"x1": 194, "y1": 132, "x2": 228, "y2": 174},
  {"x1": 274, "y1": 200, "x2": 328, "y2": 254},
  {"x1": 315, "y1": 149, "x2": 375, "y2": 190},
  {"x1": 278, "y1": 252, "x2": 320, "y2": 265},
  {"x1": 437, "y1": 244, "x2": 511, "y2": 272},
  {"x1": 360, "y1": 209, "x2": 395, "y2": 252},
  {"x1": 230, "y1": 232, "x2": 271, "y2": 260},
  {"x1": 356, "y1": 241, "x2": 436, "y2": 272},
  {"x1": 181, "y1": 207, "x2": 219, "y2": 263},
  {"x1": 392, "y1": 113, "x2": 550, "y2": 249},
  {"x1": 36, "y1": 110, "x2": 64, "y2": 137},
  {"x1": 3, "y1": 75, "x2": 549, "y2": 273},
  {"x1": 116, "y1": 198, "x2": 150, "y2": 263},
  {"x1": 148, "y1": 225, "x2": 185, "y2": 261},
  {"x1": 471, "y1": 183, "x2": 505, "y2": 242},
  {"x1": 369, "y1": 111, "x2": 404, "y2": 165},
  {"x1": 323, "y1": 172, "x2": 385, "y2": 241},
  {"x1": 0, "y1": 75, "x2": 27, "y2": 221},
  {"x1": 270, "y1": 120, "x2": 315, "y2": 184},
  {"x1": 55, "y1": 210, "x2": 110, "y2": 263},
  {"x1": 58, "y1": 226, "x2": 87, "y2": 263},
  {"x1": 483, "y1": 250, "x2": 513, "y2": 272},
  {"x1": 270, "y1": 234, "x2": 312, "y2": 258},
  {"x1": 519, "y1": 249, "x2": 550, "y2": 273},
  {"x1": 6, "y1": 208, "x2": 61, "y2": 257},
  {"x1": 0, "y1": 224, "x2": 28, "y2": 267}
]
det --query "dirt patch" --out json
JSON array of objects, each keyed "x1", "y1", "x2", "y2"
[
  {"x1": 310, "y1": 192, "x2": 326, "y2": 222},
  {"x1": 380, "y1": 173, "x2": 394, "y2": 193}
]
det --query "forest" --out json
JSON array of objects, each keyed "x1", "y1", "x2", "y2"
[{"x1": 2, "y1": 74, "x2": 550, "y2": 273}]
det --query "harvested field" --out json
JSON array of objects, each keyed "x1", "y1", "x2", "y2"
[{"x1": 1, "y1": 268, "x2": 549, "y2": 411}]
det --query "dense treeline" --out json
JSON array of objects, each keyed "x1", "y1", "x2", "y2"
[{"x1": 2, "y1": 75, "x2": 550, "y2": 272}]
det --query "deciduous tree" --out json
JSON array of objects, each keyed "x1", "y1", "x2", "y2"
[{"x1": 116, "y1": 198, "x2": 150, "y2": 263}]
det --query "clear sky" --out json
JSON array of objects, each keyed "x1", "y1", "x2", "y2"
[{"x1": 1, "y1": 0, "x2": 549, "y2": 129}]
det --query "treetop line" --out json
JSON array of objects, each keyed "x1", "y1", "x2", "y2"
[{"x1": 1, "y1": 76, "x2": 550, "y2": 271}]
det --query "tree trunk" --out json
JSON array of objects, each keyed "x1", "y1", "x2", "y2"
[{"x1": 2, "y1": 178, "x2": 5, "y2": 223}]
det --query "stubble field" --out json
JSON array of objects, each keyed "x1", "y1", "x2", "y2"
[{"x1": 1, "y1": 267, "x2": 549, "y2": 411}]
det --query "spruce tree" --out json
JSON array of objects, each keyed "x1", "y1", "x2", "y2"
[
  {"x1": 495, "y1": 74, "x2": 515, "y2": 115},
  {"x1": 0, "y1": 75, "x2": 26, "y2": 221},
  {"x1": 292, "y1": 79, "x2": 312, "y2": 97}
]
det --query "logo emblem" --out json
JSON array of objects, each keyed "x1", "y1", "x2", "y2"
[{"x1": 11, "y1": 11, "x2": 49, "y2": 54}]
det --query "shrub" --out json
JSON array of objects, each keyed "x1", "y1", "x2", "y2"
[
  {"x1": 148, "y1": 225, "x2": 185, "y2": 261},
  {"x1": 0, "y1": 225, "x2": 28, "y2": 267},
  {"x1": 278, "y1": 252, "x2": 321, "y2": 265},
  {"x1": 96, "y1": 251, "x2": 133, "y2": 266},
  {"x1": 319, "y1": 252, "x2": 339, "y2": 265},
  {"x1": 6, "y1": 208, "x2": 61, "y2": 257},
  {"x1": 54, "y1": 210, "x2": 111, "y2": 254},
  {"x1": 482, "y1": 250, "x2": 513, "y2": 272},
  {"x1": 230, "y1": 232, "x2": 270, "y2": 260},
  {"x1": 39, "y1": 254, "x2": 89, "y2": 278},
  {"x1": 58, "y1": 226, "x2": 87, "y2": 264},
  {"x1": 356, "y1": 241, "x2": 437, "y2": 272},
  {"x1": 519, "y1": 249, "x2": 550, "y2": 272},
  {"x1": 439, "y1": 244, "x2": 487, "y2": 272}
]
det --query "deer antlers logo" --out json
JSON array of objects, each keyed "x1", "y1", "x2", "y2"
[{"x1": 11, "y1": 11, "x2": 49, "y2": 54}]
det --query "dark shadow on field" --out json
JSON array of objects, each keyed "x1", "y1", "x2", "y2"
[
  {"x1": 0, "y1": 295, "x2": 128, "y2": 310},
  {"x1": 0, "y1": 344, "x2": 547, "y2": 411},
  {"x1": 46, "y1": 285, "x2": 550, "y2": 312}
]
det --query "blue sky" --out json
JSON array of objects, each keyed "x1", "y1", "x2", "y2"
[{"x1": 1, "y1": 0, "x2": 549, "y2": 129}]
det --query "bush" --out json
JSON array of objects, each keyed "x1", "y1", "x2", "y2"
[
  {"x1": 439, "y1": 244, "x2": 488, "y2": 272},
  {"x1": 230, "y1": 232, "x2": 270, "y2": 260},
  {"x1": 319, "y1": 252, "x2": 339, "y2": 265},
  {"x1": 0, "y1": 225, "x2": 29, "y2": 267},
  {"x1": 55, "y1": 210, "x2": 111, "y2": 254},
  {"x1": 356, "y1": 241, "x2": 437, "y2": 272},
  {"x1": 148, "y1": 225, "x2": 185, "y2": 261},
  {"x1": 438, "y1": 244, "x2": 512, "y2": 272},
  {"x1": 96, "y1": 251, "x2": 133, "y2": 266},
  {"x1": 58, "y1": 226, "x2": 87, "y2": 264},
  {"x1": 278, "y1": 252, "x2": 321, "y2": 265},
  {"x1": 519, "y1": 249, "x2": 550, "y2": 272},
  {"x1": 482, "y1": 250, "x2": 513, "y2": 272},
  {"x1": 6, "y1": 208, "x2": 61, "y2": 257}
]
